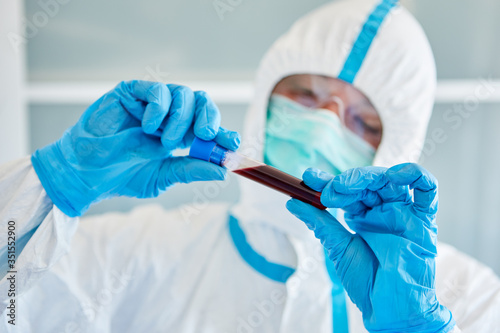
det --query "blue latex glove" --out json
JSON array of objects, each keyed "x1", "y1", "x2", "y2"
[
  {"x1": 31, "y1": 80, "x2": 240, "y2": 217},
  {"x1": 286, "y1": 163, "x2": 455, "y2": 332}
]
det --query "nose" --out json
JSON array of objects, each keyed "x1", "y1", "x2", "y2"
[{"x1": 317, "y1": 96, "x2": 345, "y2": 119}]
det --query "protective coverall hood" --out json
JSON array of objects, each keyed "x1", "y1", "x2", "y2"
[{"x1": 242, "y1": 0, "x2": 436, "y2": 166}]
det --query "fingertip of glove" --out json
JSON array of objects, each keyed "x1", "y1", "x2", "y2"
[
  {"x1": 303, "y1": 167, "x2": 322, "y2": 182},
  {"x1": 142, "y1": 121, "x2": 157, "y2": 134},
  {"x1": 213, "y1": 167, "x2": 227, "y2": 181},
  {"x1": 160, "y1": 136, "x2": 176, "y2": 150},
  {"x1": 285, "y1": 198, "x2": 296, "y2": 211},
  {"x1": 286, "y1": 199, "x2": 316, "y2": 229},
  {"x1": 230, "y1": 132, "x2": 241, "y2": 149},
  {"x1": 286, "y1": 198, "x2": 299, "y2": 213},
  {"x1": 179, "y1": 159, "x2": 227, "y2": 184},
  {"x1": 303, "y1": 167, "x2": 320, "y2": 179},
  {"x1": 224, "y1": 132, "x2": 241, "y2": 151},
  {"x1": 303, "y1": 168, "x2": 333, "y2": 192},
  {"x1": 286, "y1": 198, "x2": 310, "y2": 213},
  {"x1": 385, "y1": 163, "x2": 421, "y2": 180},
  {"x1": 215, "y1": 128, "x2": 241, "y2": 150},
  {"x1": 193, "y1": 160, "x2": 227, "y2": 181},
  {"x1": 195, "y1": 126, "x2": 218, "y2": 141},
  {"x1": 386, "y1": 163, "x2": 437, "y2": 189}
]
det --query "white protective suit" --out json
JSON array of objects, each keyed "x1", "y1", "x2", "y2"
[{"x1": 1, "y1": 0, "x2": 500, "y2": 332}]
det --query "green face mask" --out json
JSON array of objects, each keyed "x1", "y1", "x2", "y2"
[{"x1": 264, "y1": 94, "x2": 376, "y2": 178}]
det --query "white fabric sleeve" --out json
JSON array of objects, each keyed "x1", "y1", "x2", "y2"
[
  {"x1": 436, "y1": 242, "x2": 500, "y2": 332},
  {"x1": 0, "y1": 157, "x2": 79, "y2": 310}
]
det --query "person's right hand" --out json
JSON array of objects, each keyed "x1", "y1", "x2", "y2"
[{"x1": 31, "y1": 80, "x2": 240, "y2": 217}]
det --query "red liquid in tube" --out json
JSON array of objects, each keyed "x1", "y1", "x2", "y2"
[{"x1": 233, "y1": 165, "x2": 326, "y2": 210}]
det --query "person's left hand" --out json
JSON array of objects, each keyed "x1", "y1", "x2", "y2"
[{"x1": 286, "y1": 163, "x2": 455, "y2": 332}]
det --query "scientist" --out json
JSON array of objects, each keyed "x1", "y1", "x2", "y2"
[{"x1": 1, "y1": 0, "x2": 499, "y2": 332}]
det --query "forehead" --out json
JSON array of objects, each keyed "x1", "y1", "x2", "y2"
[{"x1": 275, "y1": 74, "x2": 344, "y2": 89}]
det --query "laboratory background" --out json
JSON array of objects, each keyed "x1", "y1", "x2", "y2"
[{"x1": 1, "y1": 0, "x2": 499, "y2": 275}]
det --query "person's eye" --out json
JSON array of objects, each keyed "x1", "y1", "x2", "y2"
[
  {"x1": 353, "y1": 115, "x2": 382, "y2": 135},
  {"x1": 293, "y1": 90, "x2": 318, "y2": 108},
  {"x1": 292, "y1": 87, "x2": 315, "y2": 97}
]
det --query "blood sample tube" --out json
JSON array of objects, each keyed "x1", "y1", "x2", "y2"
[{"x1": 189, "y1": 137, "x2": 326, "y2": 210}]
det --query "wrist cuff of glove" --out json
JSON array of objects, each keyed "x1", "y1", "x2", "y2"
[
  {"x1": 419, "y1": 305, "x2": 456, "y2": 333},
  {"x1": 434, "y1": 310, "x2": 456, "y2": 333},
  {"x1": 31, "y1": 143, "x2": 98, "y2": 217},
  {"x1": 366, "y1": 306, "x2": 455, "y2": 333}
]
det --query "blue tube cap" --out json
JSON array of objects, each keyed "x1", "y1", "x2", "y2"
[
  {"x1": 189, "y1": 137, "x2": 217, "y2": 162},
  {"x1": 189, "y1": 137, "x2": 228, "y2": 166}
]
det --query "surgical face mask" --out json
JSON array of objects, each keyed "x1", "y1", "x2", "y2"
[{"x1": 264, "y1": 94, "x2": 376, "y2": 178}]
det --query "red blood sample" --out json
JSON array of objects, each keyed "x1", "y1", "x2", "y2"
[{"x1": 233, "y1": 165, "x2": 326, "y2": 210}]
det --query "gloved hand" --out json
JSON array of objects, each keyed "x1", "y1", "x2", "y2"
[
  {"x1": 286, "y1": 163, "x2": 455, "y2": 332},
  {"x1": 31, "y1": 80, "x2": 240, "y2": 217}
]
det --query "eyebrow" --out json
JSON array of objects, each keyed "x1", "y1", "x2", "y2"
[{"x1": 290, "y1": 83, "x2": 315, "y2": 95}]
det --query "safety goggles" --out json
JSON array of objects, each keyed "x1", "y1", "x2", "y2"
[{"x1": 271, "y1": 74, "x2": 383, "y2": 149}]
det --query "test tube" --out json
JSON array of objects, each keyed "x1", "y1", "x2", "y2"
[{"x1": 189, "y1": 137, "x2": 326, "y2": 210}]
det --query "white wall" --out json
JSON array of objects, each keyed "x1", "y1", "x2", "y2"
[{"x1": 0, "y1": 1, "x2": 27, "y2": 164}]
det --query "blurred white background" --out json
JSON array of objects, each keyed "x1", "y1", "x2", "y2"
[{"x1": 1, "y1": 0, "x2": 499, "y2": 274}]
